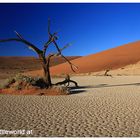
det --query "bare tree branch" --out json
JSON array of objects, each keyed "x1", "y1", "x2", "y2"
[
  {"x1": 48, "y1": 18, "x2": 51, "y2": 38},
  {"x1": 43, "y1": 31, "x2": 59, "y2": 57},
  {"x1": 14, "y1": 31, "x2": 23, "y2": 40},
  {"x1": 46, "y1": 43, "x2": 72, "y2": 67},
  {"x1": 55, "y1": 74, "x2": 78, "y2": 87},
  {"x1": 14, "y1": 31, "x2": 42, "y2": 53},
  {"x1": 43, "y1": 19, "x2": 60, "y2": 57},
  {"x1": 0, "y1": 19, "x2": 78, "y2": 87},
  {"x1": 0, "y1": 38, "x2": 42, "y2": 54},
  {"x1": 60, "y1": 43, "x2": 71, "y2": 52},
  {"x1": 52, "y1": 40, "x2": 78, "y2": 72},
  {"x1": 43, "y1": 40, "x2": 52, "y2": 56}
]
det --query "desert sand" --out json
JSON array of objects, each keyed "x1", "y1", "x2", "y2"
[
  {"x1": 1, "y1": 75, "x2": 140, "y2": 137},
  {"x1": 1, "y1": 41, "x2": 140, "y2": 137}
]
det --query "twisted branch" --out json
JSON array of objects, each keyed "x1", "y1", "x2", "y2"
[
  {"x1": 55, "y1": 74, "x2": 78, "y2": 87},
  {"x1": 0, "y1": 36, "x2": 42, "y2": 55},
  {"x1": 43, "y1": 32, "x2": 58, "y2": 56},
  {"x1": 44, "y1": 19, "x2": 78, "y2": 72},
  {"x1": 53, "y1": 40, "x2": 78, "y2": 72}
]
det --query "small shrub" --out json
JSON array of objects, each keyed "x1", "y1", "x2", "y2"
[
  {"x1": 14, "y1": 84, "x2": 22, "y2": 90},
  {"x1": 0, "y1": 77, "x2": 15, "y2": 89},
  {"x1": 0, "y1": 74, "x2": 48, "y2": 90},
  {"x1": 33, "y1": 78, "x2": 47, "y2": 88}
]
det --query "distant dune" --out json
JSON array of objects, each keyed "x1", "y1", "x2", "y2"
[
  {"x1": 28, "y1": 40, "x2": 140, "y2": 76},
  {"x1": 93, "y1": 61, "x2": 140, "y2": 76},
  {"x1": 0, "y1": 56, "x2": 80, "y2": 79}
]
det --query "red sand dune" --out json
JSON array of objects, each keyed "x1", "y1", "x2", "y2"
[{"x1": 28, "y1": 40, "x2": 140, "y2": 76}]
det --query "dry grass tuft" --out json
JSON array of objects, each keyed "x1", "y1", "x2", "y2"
[{"x1": 0, "y1": 74, "x2": 69, "y2": 96}]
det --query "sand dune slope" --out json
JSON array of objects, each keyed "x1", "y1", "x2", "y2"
[
  {"x1": 48, "y1": 40, "x2": 140, "y2": 75},
  {"x1": 1, "y1": 76, "x2": 140, "y2": 137},
  {"x1": 27, "y1": 41, "x2": 140, "y2": 76},
  {"x1": 92, "y1": 61, "x2": 140, "y2": 76}
]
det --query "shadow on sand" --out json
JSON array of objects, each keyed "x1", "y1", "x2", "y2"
[
  {"x1": 69, "y1": 82, "x2": 140, "y2": 94},
  {"x1": 69, "y1": 89, "x2": 86, "y2": 94}
]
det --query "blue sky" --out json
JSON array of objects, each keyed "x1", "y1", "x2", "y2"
[{"x1": 0, "y1": 3, "x2": 140, "y2": 56}]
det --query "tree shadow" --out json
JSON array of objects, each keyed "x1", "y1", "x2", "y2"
[
  {"x1": 69, "y1": 82, "x2": 140, "y2": 94},
  {"x1": 94, "y1": 82, "x2": 140, "y2": 88},
  {"x1": 69, "y1": 84, "x2": 107, "y2": 90},
  {"x1": 69, "y1": 89, "x2": 86, "y2": 94},
  {"x1": 69, "y1": 86, "x2": 94, "y2": 95}
]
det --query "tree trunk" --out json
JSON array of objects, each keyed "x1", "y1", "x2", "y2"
[
  {"x1": 42, "y1": 64, "x2": 52, "y2": 87},
  {"x1": 39, "y1": 54, "x2": 52, "y2": 87}
]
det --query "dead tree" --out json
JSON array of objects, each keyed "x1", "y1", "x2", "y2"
[
  {"x1": 55, "y1": 74, "x2": 78, "y2": 87},
  {"x1": 0, "y1": 19, "x2": 78, "y2": 88},
  {"x1": 104, "y1": 69, "x2": 112, "y2": 77}
]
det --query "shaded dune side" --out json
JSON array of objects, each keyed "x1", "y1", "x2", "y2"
[{"x1": 28, "y1": 41, "x2": 140, "y2": 76}]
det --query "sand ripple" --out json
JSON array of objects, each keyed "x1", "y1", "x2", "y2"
[{"x1": 1, "y1": 76, "x2": 140, "y2": 137}]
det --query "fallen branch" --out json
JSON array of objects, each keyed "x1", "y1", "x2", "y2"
[{"x1": 55, "y1": 74, "x2": 78, "y2": 87}]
